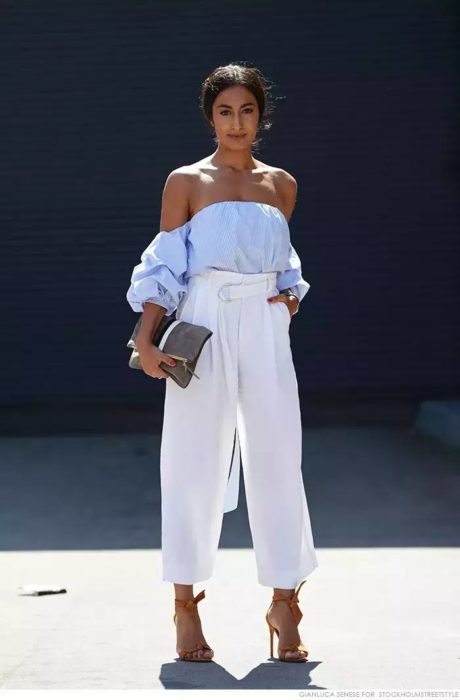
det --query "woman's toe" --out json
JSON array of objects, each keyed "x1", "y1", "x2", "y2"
[{"x1": 286, "y1": 649, "x2": 304, "y2": 660}]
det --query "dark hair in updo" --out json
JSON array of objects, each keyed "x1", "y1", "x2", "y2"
[{"x1": 199, "y1": 62, "x2": 275, "y2": 151}]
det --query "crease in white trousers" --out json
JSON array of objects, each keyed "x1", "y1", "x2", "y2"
[{"x1": 160, "y1": 268, "x2": 319, "y2": 587}]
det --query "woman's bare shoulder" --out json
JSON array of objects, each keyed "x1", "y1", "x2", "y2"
[
  {"x1": 271, "y1": 167, "x2": 298, "y2": 218},
  {"x1": 160, "y1": 164, "x2": 204, "y2": 230}
]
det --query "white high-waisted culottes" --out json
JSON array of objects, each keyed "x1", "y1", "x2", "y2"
[{"x1": 160, "y1": 269, "x2": 318, "y2": 588}]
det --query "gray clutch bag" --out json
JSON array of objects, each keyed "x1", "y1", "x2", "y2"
[{"x1": 127, "y1": 311, "x2": 213, "y2": 389}]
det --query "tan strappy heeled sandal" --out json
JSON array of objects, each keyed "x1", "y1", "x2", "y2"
[
  {"x1": 265, "y1": 579, "x2": 309, "y2": 662},
  {"x1": 172, "y1": 589, "x2": 214, "y2": 662}
]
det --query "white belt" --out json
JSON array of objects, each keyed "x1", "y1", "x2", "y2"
[{"x1": 216, "y1": 275, "x2": 277, "y2": 302}]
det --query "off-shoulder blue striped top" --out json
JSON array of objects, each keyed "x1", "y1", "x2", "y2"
[{"x1": 126, "y1": 200, "x2": 310, "y2": 316}]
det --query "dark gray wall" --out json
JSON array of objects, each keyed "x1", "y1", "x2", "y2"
[{"x1": 1, "y1": 0, "x2": 458, "y2": 404}]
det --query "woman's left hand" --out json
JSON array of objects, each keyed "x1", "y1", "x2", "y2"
[{"x1": 267, "y1": 293, "x2": 299, "y2": 318}]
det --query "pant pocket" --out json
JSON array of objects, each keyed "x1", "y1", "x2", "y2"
[{"x1": 278, "y1": 300, "x2": 291, "y2": 326}]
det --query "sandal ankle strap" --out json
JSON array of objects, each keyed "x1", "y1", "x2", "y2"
[
  {"x1": 271, "y1": 579, "x2": 307, "y2": 626},
  {"x1": 174, "y1": 589, "x2": 206, "y2": 612}
]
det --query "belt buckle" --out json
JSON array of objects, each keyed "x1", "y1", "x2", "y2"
[{"x1": 217, "y1": 282, "x2": 238, "y2": 302}]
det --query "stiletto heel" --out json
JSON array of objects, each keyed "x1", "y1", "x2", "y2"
[
  {"x1": 265, "y1": 579, "x2": 309, "y2": 662},
  {"x1": 173, "y1": 589, "x2": 214, "y2": 662},
  {"x1": 267, "y1": 617, "x2": 275, "y2": 657}
]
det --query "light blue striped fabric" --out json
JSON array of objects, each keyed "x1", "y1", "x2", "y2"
[{"x1": 126, "y1": 200, "x2": 310, "y2": 316}]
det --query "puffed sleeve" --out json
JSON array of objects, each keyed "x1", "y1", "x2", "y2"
[
  {"x1": 126, "y1": 221, "x2": 190, "y2": 316},
  {"x1": 276, "y1": 242, "x2": 311, "y2": 303}
]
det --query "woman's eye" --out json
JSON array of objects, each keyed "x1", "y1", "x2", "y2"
[{"x1": 219, "y1": 108, "x2": 254, "y2": 116}]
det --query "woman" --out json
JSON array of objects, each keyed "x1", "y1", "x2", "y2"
[{"x1": 126, "y1": 63, "x2": 318, "y2": 663}]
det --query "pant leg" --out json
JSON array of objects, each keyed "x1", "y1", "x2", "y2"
[
  {"x1": 237, "y1": 285, "x2": 319, "y2": 588},
  {"x1": 160, "y1": 273, "x2": 239, "y2": 584}
]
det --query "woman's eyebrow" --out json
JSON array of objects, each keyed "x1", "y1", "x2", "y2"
[{"x1": 215, "y1": 101, "x2": 256, "y2": 109}]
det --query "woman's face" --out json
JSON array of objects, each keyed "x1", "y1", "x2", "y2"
[{"x1": 211, "y1": 85, "x2": 260, "y2": 148}]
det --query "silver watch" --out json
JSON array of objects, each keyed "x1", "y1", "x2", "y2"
[{"x1": 280, "y1": 287, "x2": 300, "y2": 303}]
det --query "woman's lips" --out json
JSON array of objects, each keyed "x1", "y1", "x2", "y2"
[{"x1": 228, "y1": 133, "x2": 247, "y2": 139}]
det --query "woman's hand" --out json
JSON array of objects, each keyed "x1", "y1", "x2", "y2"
[
  {"x1": 267, "y1": 292, "x2": 300, "y2": 318},
  {"x1": 137, "y1": 343, "x2": 177, "y2": 379}
]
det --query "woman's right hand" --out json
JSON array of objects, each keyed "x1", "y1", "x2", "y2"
[{"x1": 138, "y1": 344, "x2": 177, "y2": 379}]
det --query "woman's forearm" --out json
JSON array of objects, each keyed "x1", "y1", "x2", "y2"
[{"x1": 136, "y1": 302, "x2": 168, "y2": 351}]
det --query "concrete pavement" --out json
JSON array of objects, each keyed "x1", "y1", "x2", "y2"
[{"x1": 0, "y1": 426, "x2": 459, "y2": 689}]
